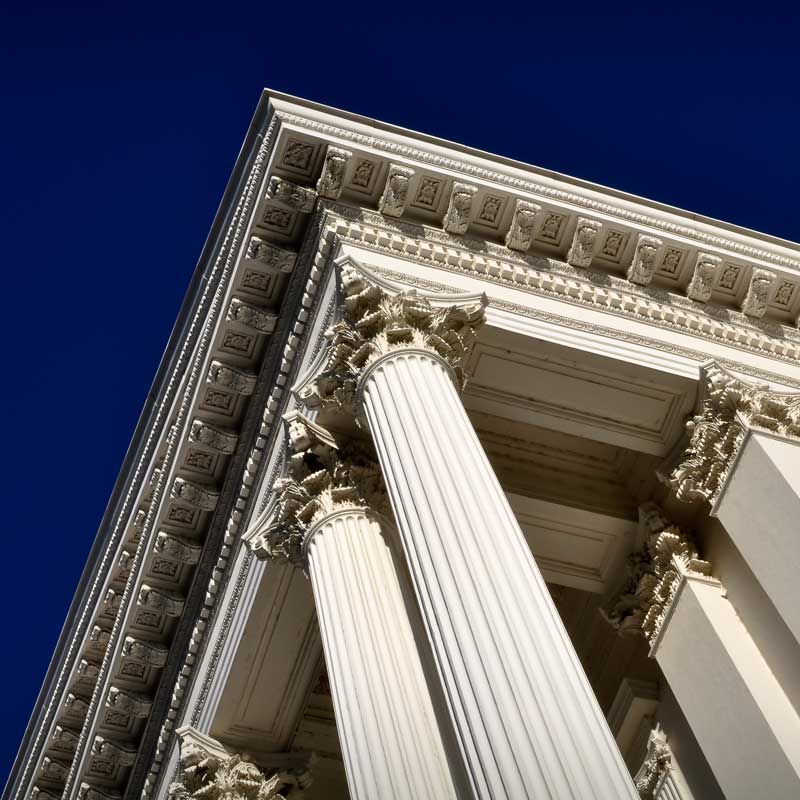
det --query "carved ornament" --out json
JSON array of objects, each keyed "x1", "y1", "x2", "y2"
[
  {"x1": 603, "y1": 504, "x2": 711, "y2": 646},
  {"x1": 247, "y1": 412, "x2": 387, "y2": 567},
  {"x1": 567, "y1": 218, "x2": 601, "y2": 268},
  {"x1": 299, "y1": 258, "x2": 486, "y2": 415},
  {"x1": 634, "y1": 726, "x2": 672, "y2": 799},
  {"x1": 378, "y1": 164, "x2": 414, "y2": 218},
  {"x1": 169, "y1": 727, "x2": 313, "y2": 800},
  {"x1": 668, "y1": 362, "x2": 800, "y2": 503}
]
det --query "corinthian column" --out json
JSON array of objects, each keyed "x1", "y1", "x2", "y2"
[
  {"x1": 247, "y1": 413, "x2": 457, "y2": 800},
  {"x1": 303, "y1": 256, "x2": 638, "y2": 800}
]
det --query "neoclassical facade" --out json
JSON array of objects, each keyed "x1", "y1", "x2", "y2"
[{"x1": 7, "y1": 91, "x2": 800, "y2": 800}]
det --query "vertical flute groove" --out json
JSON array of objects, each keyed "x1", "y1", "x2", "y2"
[
  {"x1": 361, "y1": 349, "x2": 639, "y2": 800},
  {"x1": 307, "y1": 508, "x2": 457, "y2": 800}
]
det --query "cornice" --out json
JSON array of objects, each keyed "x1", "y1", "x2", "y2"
[{"x1": 273, "y1": 105, "x2": 800, "y2": 273}]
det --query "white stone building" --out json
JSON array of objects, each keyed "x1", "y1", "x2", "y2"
[{"x1": 6, "y1": 90, "x2": 800, "y2": 800}]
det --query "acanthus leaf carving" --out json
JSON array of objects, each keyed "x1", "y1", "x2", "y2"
[
  {"x1": 245, "y1": 236, "x2": 297, "y2": 273},
  {"x1": 189, "y1": 420, "x2": 238, "y2": 455},
  {"x1": 154, "y1": 531, "x2": 202, "y2": 565},
  {"x1": 316, "y1": 145, "x2": 352, "y2": 200},
  {"x1": 378, "y1": 164, "x2": 414, "y2": 218},
  {"x1": 634, "y1": 726, "x2": 672, "y2": 798},
  {"x1": 171, "y1": 478, "x2": 219, "y2": 511},
  {"x1": 686, "y1": 252, "x2": 722, "y2": 302},
  {"x1": 505, "y1": 200, "x2": 540, "y2": 252},
  {"x1": 170, "y1": 727, "x2": 314, "y2": 800},
  {"x1": 265, "y1": 176, "x2": 317, "y2": 213},
  {"x1": 298, "y1": 258, "x2": 486, "y2": 415},
  {"x1": 667, "y1": 362, "x2": 800, "y2": 503},
  {"x1": 603, "y1": 504, "x2": 711, "y2": 646},
  {"x1": 567, "y1": 217, "x2": 601, "y2": 268},
  {"x1": 138, "y1": 584, "x2": 185, "y2": 618},
  {"x1": 122, "y1": 635, "x2": 169, "y2": 667},
  {"x1": 227, "y1": 298, "x2": 277, "y2": 334},
  {"x1": 741, "y1": 267, "x2": 776, "y2": 317},
  {"x1": 207, "y1": 360, "x2": 256, "y2": 396},
  {"x1": 106, "y1": 686, "x2": 152, "y2": 718},
  {"x1": 443, "y1": 182, "x2": 477, "y2": 234},
  {"x1": 627, "y1": 235, "x2": 663, "y2": 286},
  {"x1": 247, "y1": 411, "x2": 388, "y2": 568}
]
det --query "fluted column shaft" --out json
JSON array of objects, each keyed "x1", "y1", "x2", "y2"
[
  {"x1": 360, "y1": 348, "x2": 638, "y2": 799},
  {"x1": 306, "y1": 507, "x2": 457, "y2": 800}
]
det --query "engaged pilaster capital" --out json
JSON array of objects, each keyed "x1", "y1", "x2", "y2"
[
  {"x1": 633, "y1": 726, "x2": 672, "y2": 799},
  {"x1": 603, "y1": 504, "x2": 712, "y2": 646},
  {"x1": 667, "y1": 362, "x2": 800, "y2": 503},
  {"x1": 170, "y1": 726, "x2": 314, "y2": 800},
  {"x1": 299, "y1": 256, "x2": 487, "y2": 414},
  {"x1": 245, "y1": 411, "x2": 388, "y2": 567}
]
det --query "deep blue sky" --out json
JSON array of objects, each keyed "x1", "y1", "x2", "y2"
[{"x1": 2, "y1": 0, "x2": 798, "y2": 785}]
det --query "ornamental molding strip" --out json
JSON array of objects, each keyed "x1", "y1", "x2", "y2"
[
  {"x1": 603, "y1": 504, "x2": 712, "y2": 646},
  {"x1": 168, "y1": 726, "x2": 313, "y2": 800},
  {"x1": 245, "y1": 411, "x2": 388, "y2": 567},
  {"x1": 667, "y1": 361, "x2": 800, "y2": 503},
  {"x1": 325, "y1": 208, "x2": 800, "y2": 367}
]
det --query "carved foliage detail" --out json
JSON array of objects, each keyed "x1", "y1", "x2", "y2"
[
  {"x1": 443, "y1": 182, "x2": 477, "y2": 234},
  {"x1": 634, "y1": 726, "x2": 672, "y2": 798},
  {"x1": 668, "y1": 363, "x2": 800, "y2": 502},
  {"x1": 245, "y1": 237, "x2": 297, "y2": 273},
  {"x1": 248, "y1": 413, "x2": 387, "y2": 567},
  {"x1": 567, "y1": 218, "x2": 601, "y2": 268},
  {"x1": 627, "y1": 235, "x2": 663, "y2": 286},
  {"x1": 170, "y1": 732, "x2": 313, "y2": 800},
  {"x1": 227, "y1": 298, "x2": 277, "y2": 334},
  {"x1": 603, "y1": 504, "x2": 711, "y2": 645},
  {"x1": 741, "y1": 268, "x2": 776, "y2": 317},
  {"x1": 378, "y1": 164, "x2": 414, "y2": 218},
  {"x1": 686, "y1": 253, "x2": 722, "y2": 302},
  {"x1": 505, "y1": 200, "x2": 540, "y2": 252},
  {"x1": 300, "y1": 263, "x2": 486, "y2": 414},
  {"x1": 316, "y1": 146, "x2": 352, "y2": 199},
  {"x1": 265, "y1": 176, "x2": 317, "y2": 213}
]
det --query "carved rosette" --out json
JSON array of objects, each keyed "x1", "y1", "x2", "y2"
[
  {"x1": 247, "y1": 412, "x2": 389, "y2": 567},
  {"x1": 604, "y1": 504, "x2": 712, "y2": 646},
  {"x1": 299, "y1": 260, "x2": 486, "y2": 414},
  {"x1": 169, "y1": 729, "x2": 313, "y2": 800},
  {"x1": 668, "y1": 363, "x2": 800, "y2": 503}
]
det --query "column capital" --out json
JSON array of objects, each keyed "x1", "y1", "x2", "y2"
[
  {"x1": 169, "y1": 725, "x2": 313, "y2": 800},
  {"x1": 298, "y1": 255, "x2": 487, "y2": 415},
  {"x1": 667, "y1": 361, "x2": 800, "y2": 503},
  {"x1": 633, "y1": 726, "x2": 672, "y2": 799},
  {"x1": 246, "y1": 411, "x2": 388, "y2": 567},
  {"x1": 604, "y1": 504, "x2": 712, "y2": 646}
]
